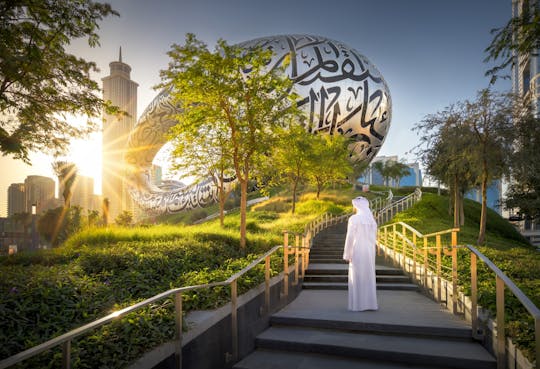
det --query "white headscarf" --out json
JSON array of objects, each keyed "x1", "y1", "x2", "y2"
[{"x1": 352, "y1": 196, "x2": 376, "y2": 225}]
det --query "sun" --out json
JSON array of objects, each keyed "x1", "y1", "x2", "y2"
[{"x1": 67, "y1": 131, "x2": 102, "y2": 195}]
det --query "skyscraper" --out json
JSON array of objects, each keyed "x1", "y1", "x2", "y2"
[
  {"x1": 512, "y1": 0, "x2": 540, "y2": 114},
  {"x1": 7, "y1": 183, "x2": 25, "y2": 216},
  {"x1": 71, "y1": 176, "x2": 95, "y2": 211},
  {"x1": 102, "y1": 48, "x2": 139, "y2": 222},
  {"x1": 24, "y1": 175, "x2": 55, "y2": 214},
  {"x1": 511, "y1": 0, "x2": 540, "y2": 246}
]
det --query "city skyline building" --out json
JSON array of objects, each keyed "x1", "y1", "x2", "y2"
[
  {"x1": 512, "y1": 0, "x2": 540, "y2": 114},
  {"x1": 23, "y1": 175, "x2": 56, "y2": 214},
  {"x1": 359, "y1": 156, "x2": 423, "y2": 188},
  {"x1": 101, "y1": 48, "x2": 139, "y2": 222},
  {"x1": 7, "y1": 183, "x2": 25, "y2": 216},
  {"x1": 70, "y1": 175, "x2": 95, "y2": 211},
  {"x1": 511, "y1": 0, "x2": 540, "y2": 246}
]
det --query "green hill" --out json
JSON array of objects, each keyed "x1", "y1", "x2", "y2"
[
  {"x1": 1, "y1": 188, "x2": 537, "y2": 367},
  {"x1": 392, "y1": 193, "x2": 539, "y2": 361}
]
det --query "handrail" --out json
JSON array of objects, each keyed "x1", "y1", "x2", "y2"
[
  {"x1": 378, "y1": 220, "x2": 540, "y2": 369},
  {"x1": 0, "y1": 188, "x2": 406, "y2": 369},
  {"x1": 466, "y1": 244, "x2": 540, "y2": 320},
  {"x1": 0, "y1": 236, "x2": 307, "y2": 369}
]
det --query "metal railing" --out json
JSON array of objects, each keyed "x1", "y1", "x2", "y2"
[
  {"x1": 0, "y1": 208, "x2": 341, "y2": 369},
  {"x1": 378, "y1": 222, "x2": 539, "y2": 369},
  {"x1": 375, "y1": 187, "x2": 422, "y2": 225},
  {"x1": 0, "y1": 189, "x2": 402, "y2": 369}
]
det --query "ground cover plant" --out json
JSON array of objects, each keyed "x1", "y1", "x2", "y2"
[
  {"x1": 0, "y1": 186, "x2": 359, "y2": 368},
  {"x1": 391, "y1": 193, "x2": 539, "y2": 362}
]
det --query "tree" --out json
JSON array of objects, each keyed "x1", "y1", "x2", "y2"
[
  {"x1": 485, "y1": 3, "x2": 540, "y2": 83},
  {"x1": 115, "y1": 210, "x2": 133, "y2": 227},
  {"x1": 414, "y1": 91, "x2": 514, "y2": 241},
  {"x1": 464, "y1": 90, "x2": 514, "y2": 244},
  {"x1": 37, "y1": 206, "x2": 83, "y2": 246},
  {"x1": 372, "y1": 161, "x2": 391, "y2": 187},
  {"x1": 386, "y1": 161, "x2": 412, "y2": 188},
  {"x1": 269, "y1": 122, "x2": 314, "y2": 213},
  {"x1": 102, "y1": 198, "x2": 110, "y2": 225},
  {"x1": 0, "y1": 1, "x2": 120, "y2": 162},
  {"x1": 86, "y1": 209, "x2": 101, "y2": 228},
  {"x1": 168, "y1": 115, "x2": 235, "y2": 227},
  {"x1": 505, "y1": 111, "x2": 540, "y2": 220},
  {"x1": 159, "y1": 34, "x2": 302, "y2": 249},
  {"x1": 414, "y1": 106, "x2": 479, "y2": 228},
  {"x1": 52, "y1": 161, "x2": 78, "y2": 208}
]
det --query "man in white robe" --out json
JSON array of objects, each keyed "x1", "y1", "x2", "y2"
[{"x1": 343, "y1": 196, "x2": 378, "y2": 311}]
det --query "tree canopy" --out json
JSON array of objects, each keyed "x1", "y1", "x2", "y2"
[
  {"x1": 414, "y1": 90, "x2": 514, "y2": 242},
  {"x1": 159, "y1": 34, "x2": 303, "y2": 249},
  {"x1": 0, "y1": 0, "x2": 119, "y2": 162},
  {"x1": 505, "y1": 111, "x2": 540, "y2": 220},
  {"x1": 485, "y1": 2, "x2": 540, "y2": 82}
]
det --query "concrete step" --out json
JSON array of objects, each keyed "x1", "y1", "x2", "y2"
[
  {"x1": 269, "y1": 315, "x2": 472, "y2": 340},
  {"x1": 302, "y1": 282, "x2": 419, "y2": 291},
  {"x1": 234, "y1": 349, "x2": 457, "y2": 369},
  {"x1": 255, "y1": 326, "x2": 495, "y2": 369},
  {"x1": 304, "y1": 274, "x2": 411, "y2": 284},
  {"x1": 307, "y1": 258, "x2": 348, "y2": 264},
  {"x1": 306, "y1": 264, "x2": 404, "y2": 276},
  {"x1": 309, "y1": 249, "x2": 344, "y2": 255}
]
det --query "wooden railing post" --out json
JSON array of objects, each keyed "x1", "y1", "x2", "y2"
[
  {"x1": 436, "y1": 235, "x2": 442, "y2": 302},
  {"x1": 412, "y1": 233, "x2": 417, "y2": 282},
  {"x1": 384, "y1": 227, "x2": 389, "y2": 263},
  {"x1": 451, "y1": 231, "x2": 458, "y2": 314},
  {"x1": 174, "y1": 292, "x2": 183, "y2": 369},
  {"x1": 283, "y1": 231, "x2": 289, "y2": 300},
  {"x1": 496, "y1": 276, "x2": 506, "y2": 369},
  {"x1": 265, "y1": 255, "x2": 270, "y2": 313},
  {"x1": 231, "y1": 279, "x2": 238, "y2": 362},
  {"x1": 301, "y1": 236, "x2": 306, "y2": 279},
  {"x1": 535, "y1": 317, "x2": 540, "y2": 369},
  {"x1": 470, "y1": 253, "x2": 479, "y2": 339},
  {"x1": 423, "y1": 237, "x2": 428, "y2": 290},
  {"x1": 402, "y1": 226, "x2": 407, "y2": 271},
  {"x1": 392, "y1": 224, "x2": 397, "y2": 266},
  {"x1": 62, "y1": 340, "x2": 71, "y2": 369},
  {"x1": 294, "y1": 234, "x2": 299, "y2": 286}
]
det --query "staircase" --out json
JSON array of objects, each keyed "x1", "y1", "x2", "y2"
[
  {"x1": 303, "y1": 222, "x2": 418, "y2": 291},
  {"x1": 234, "y1": 221, "x2": 496, "y2": 369}
]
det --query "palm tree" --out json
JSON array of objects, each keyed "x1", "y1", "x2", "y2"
[
  {"x1": 52, "y1": 161, "x2": 77, "y2": 208},
  {"x1": 387, "y1": 161, "x2": 412, "y2": 188}
]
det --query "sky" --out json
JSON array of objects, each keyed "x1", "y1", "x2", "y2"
[{"x1": 0, "y1": 0, "x2": 512, "y2": 216}]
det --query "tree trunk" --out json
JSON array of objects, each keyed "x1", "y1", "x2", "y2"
[
  {"x1": 316, "y1": 180, "x2": 322, "y2": 199},
  {"x1": 459, "y1": 190, "x2": 465, "y2": 226},
  {"x1": 453, "y1": 176, "x2": 460, "y2": 228},
  {"x1": 291, "y1": 179, "x2": 298, "y2": 214},
  {"x1": 239, "y1": 178, "x2": 248, "y2": 250},
  {"x1": 219, "y1": 180, "x2": 225, "y2": 227},
  {"x1": 477, "y1": 173, "x2": 488, "y2": 245}
]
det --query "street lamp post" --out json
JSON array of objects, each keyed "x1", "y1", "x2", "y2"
[{"x1": 31, "y1": 204, "x2": 38, "y2": 250}]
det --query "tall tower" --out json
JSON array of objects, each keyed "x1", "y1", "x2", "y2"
[
  {"x1": 102, "y1": 48, "x2": 138, "y2": 222},
  {"x1": 24, "y1": 176, "x2": 55, "y2": 214},
  {"x1": 7, "y1": 183, "x2": 25, "y2": 216},
  {"x1": 512, "y1": 0, "x2": 540, "y2": 115}
]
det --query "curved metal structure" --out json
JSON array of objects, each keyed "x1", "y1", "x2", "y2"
[{"x1": 125, "y1": 34, "x2": 392, "y2": 214}]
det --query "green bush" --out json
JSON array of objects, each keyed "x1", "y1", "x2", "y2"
[
  {"x1": 392, "y1": 193, "x2": 538, "y2": 361},
  {"x1": 1, "y1": 188, "x2": 365, "y2": 368}
]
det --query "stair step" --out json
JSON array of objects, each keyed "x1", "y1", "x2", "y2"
[
  {"x1": 304, "y1": 275, "x2": 411, "y2": 283},
  {"x1": 302, "y1": 282, "x2": 419, "y2": 291},
  {"x1": 306, "y1": 265, "x2": 404, "y2": 276},
  {"x1": 234, "y1": 349, "x2": 456, "y2": 369},
  {"x1": 255, "y1": 326, "x2": 495, "y2": 369},
  {"x1": 269, "y1": 316, "x2": 472, "y2": 339},
  {"x1": 308, "y1": 259, "x2": 348, "y2": 264}
]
